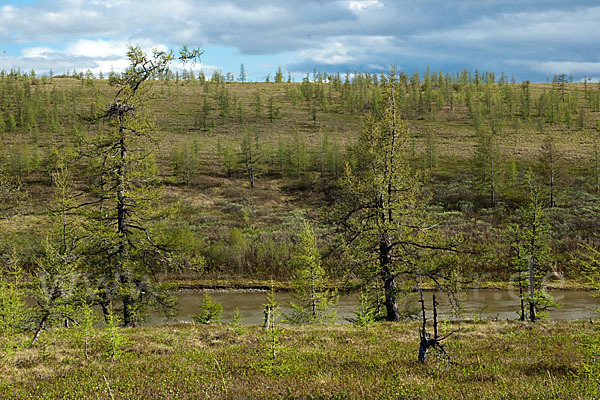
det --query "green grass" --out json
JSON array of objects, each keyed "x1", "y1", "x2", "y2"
[{"x1": 1, "y1": 321, "x2": 598, "y2": 399}]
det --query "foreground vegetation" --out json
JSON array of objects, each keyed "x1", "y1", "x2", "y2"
[{"x1": 1, "y1": 320, "x2": 598, "y2": 399}]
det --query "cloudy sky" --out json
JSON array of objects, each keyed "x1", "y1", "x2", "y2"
[{"x1": 0, "y1": 0, "x2": 599, "y2": 82}]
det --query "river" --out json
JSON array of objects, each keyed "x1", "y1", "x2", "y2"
[{"x1": 144, "y1": 289, "x2": 600, "y2": 325}]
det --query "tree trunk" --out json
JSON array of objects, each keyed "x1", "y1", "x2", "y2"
[
  {"x1": 263, "y1": 305, "x2": 272, "y2": 329},
  {"x1": 380, "y1": 235, "x2": 400, "y2": 321},
  {"x1": 594, "y1": 141, "x2": 599, "y2": 194},
  {"x1": 31, "y1": 312, "x2": 50, "y2": 345},
  {"x1": 100, "y1": 300, "x2": 110, "y2": 323},
  {"x1": 528, "y1": 256, "x2": 536, "y2": 322},
  {"x1": 383, "y1": 275, "x2": 399, "y2": 321},
  {"x1": 490, "y1": 151, "x2": 495, "y2": 204},
  {"x1": 117, "y1": 126, "x2": 132, "y2": 326},
  {"x1": 121, "y1": 274, "x2": 133, "y2": 327},
  {"x1": 519, "y1": 285, "x2": 525, "y2": 321}
]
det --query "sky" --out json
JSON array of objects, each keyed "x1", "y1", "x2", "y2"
[{"x1": 0, "y1": 0, "x2": 599, "y2": 82}]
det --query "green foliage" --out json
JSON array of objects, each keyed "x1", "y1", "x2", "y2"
[
  {"x1": 473, "y1": 129, "x2": 501, "y2": 204},
  {"x1": 170, "y1": 140, "x2": 200, "y2": 185},
  {"x1": 0, "y1": 170, "x2": 27, "y2": 219},
  {"x1": 0, "y1": 254, "x2": 29, "y2": 336},
  {"x1": 239, "y1": 129, "x2": 263, "y2": 187},
  {"x1": 230, "y1": 308, "x2": 247, "y2": 335},
  {"x1": 103, "y1": 305, "x2": 127, "y2": 360},
  {"x1": 193, "y1": 293, "x2": 223, "y2": 324},
  {"x1": 220, "y1": 139, "x2": 237, "y2": 177},
  {"x1": 349, "y1": 289, "x2": 377, "y2": 328},
  {"x1": 30, "y1": 155, "x2": 86, "y2": 343},
  {"x1": 6, "y1": 113, "x2": 16, "y2": 132},
  {"x1": 580, "y1": 326, "x2": 600, "y2": 391},
  {"x1": 73, "y1": 301, "x2": 98, "y2": 360},
  {"x1": 287, "y1": 221, "x2": 337, "y2": 324},
  {"x1": 334, "y1": 71, "x2": 459, "y2": 321},
  {"x1": 274, "y1": 66, "x2": 284, "y2": 84},
  {"x1": 2, "y1": 64, "x2": 600, "y2": 293},
  {"x1": 508, "y1": 170, "x2": 557, "y2": 321},
  {"x1": 232, "y1": 308, "x2": 243, "y2": 325},
  {"x1": 582, "y1": 243, "x2": 600, "y2": 297},
  {"x1": 424, "y1": 130, "x2": 437, "y2": 172},
  {"x1": 83, "y1": 46, "x2": 200, "y2": 326},
  {"x1": 262, "y1": 288, "x2": 286, "y2": 375}
]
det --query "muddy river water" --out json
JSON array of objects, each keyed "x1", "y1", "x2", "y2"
[{"x1": 144, "y1": 290, "x2": 599, "y2": 325}]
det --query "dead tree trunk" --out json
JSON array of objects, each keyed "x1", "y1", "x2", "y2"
[
  {"x1": 418, "y1": 289, "x2": 430, "y2": 362},
  {"x1": 418, "y1": 290, "x2": 452, "y2": 363}
]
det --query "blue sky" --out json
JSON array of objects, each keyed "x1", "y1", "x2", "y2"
[{"x1": 1, "y1": 0, "x2": 599, "y2": 82}]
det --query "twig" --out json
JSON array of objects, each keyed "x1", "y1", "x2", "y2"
[{"x1": 103, "y1": 375, "x2": 115, "y2": 400}]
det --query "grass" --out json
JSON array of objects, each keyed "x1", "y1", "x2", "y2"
[{"x1": 0, "y1": 320, "x2": 598, "y2": 399}]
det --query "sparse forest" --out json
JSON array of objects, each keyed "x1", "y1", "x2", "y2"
[{"x1": 1, "y1": 50, "x2": 599, "y2": 398}]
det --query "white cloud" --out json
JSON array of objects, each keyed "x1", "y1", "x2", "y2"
[
  {"x1": 533, "y1": 61, "x2": 600, "y2": 75},
  {"x1": 413, "y1": 6, "x2": 600, "y2": 47},
  {"x1": 298, "y1": 41, "x2": 353, "y2": 65},
  {"x1": 2, "y1": 40, "x2": 195, "y2": 76},
  {"x1": 347, "y1": 0, "x2": 382, "y2": 13},
  {"x1": 66, "y1": 39, "x2": 129, "y2": 58},
  {"x1": 21, "y1": 47, "x2": 57, "y2": 59}
]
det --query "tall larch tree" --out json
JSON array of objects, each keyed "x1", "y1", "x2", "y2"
[
  {"x1": 85, "y1": 46, "x2": 201, "y2": 326},
  {"x1": 334, "y1": 71, "x2": 459, "y2": 321}
]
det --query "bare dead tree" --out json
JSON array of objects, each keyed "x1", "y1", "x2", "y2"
[{"x1": 418, "y1": 289, "x2": 453, "y2": 363}]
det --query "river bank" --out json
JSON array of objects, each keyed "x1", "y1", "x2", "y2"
[{"x1": 167, "y1": 276, "x2": 595, "y2": 292}]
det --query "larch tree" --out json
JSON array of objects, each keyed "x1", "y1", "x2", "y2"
[
  {"x1": 31, "y1": 154, "x2": 84, "y2": 344},
  {"x1": 0, "y1": 166, "x2": 27, "y2": 219},
  {"x1": 240, "y1": 129, "x2": 262, "y2": 188},
  {"x1": 287, "y1": 221, "x2": 337, "y2": 324},
  {"x1": 274, "y1": 66, "x2": 284, "y2": 83},
  {"x1": 0, "y1": 164, "x2": 29, "y2": 337},
  {"x1": 334, "y1": 72, "x2": 459, "y2": 321},
  {"x1": 538, "y1": 134, "x2": 561, "y2": 208},
  {"x1": 85, "y1": 46, "x2": 201, "y2": 326},
  {"x1": 474, "y1": 130, "x2": 501, "y2": 205},
  {"x1": 593, "y1": 138, "x2": 599, "y2": 195},
  {"x1": 239, "y1": 63, "x2": 247, "y2": 83},
  {"x1": 509, "y1": 170, "x2": 556, "y2": 321}
]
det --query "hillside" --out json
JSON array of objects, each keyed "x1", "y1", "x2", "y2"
[{"x1": 1, "y1": 71, "x2": 600, "y2": 282}]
